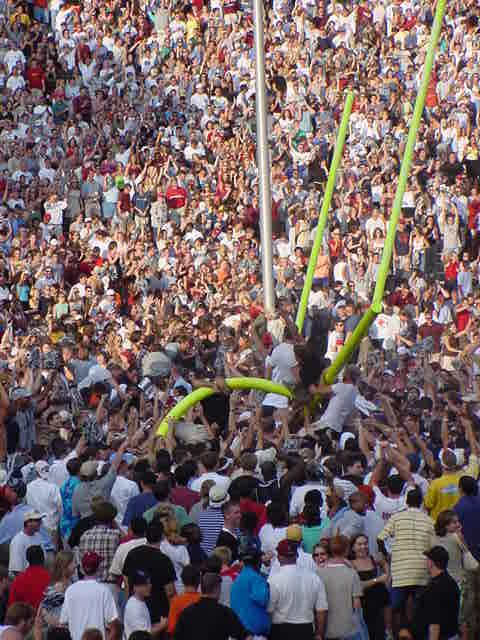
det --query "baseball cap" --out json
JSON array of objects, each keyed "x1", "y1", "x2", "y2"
[
  {"x1": 439, "y1": 449, "x2": 457, "y2": 470},
  {"x1": 131, "y1": 570, "x2": 151, "y2": 587},
  {"x1": 238, "y1": 536, "x2": 262, "y2": 561},
  {"x1": 277, "y1": 538, "x2": 299, "y2": 558},
  {"x1": 80, "y1": 460, "x2": 98, "y2": 478},
  {"x1": 209, "y1": 485, "x2": 229, "y2": 508},
  {"x1": 286, "y1": 524, "x2": 302, "y2": 542},
  {"x1": 35, "y1": 460, "x2": 50, "y2": 480},
  {"x1": 424, "y1": 546, "x2": 449, "y2": 569},
  {"x1": 23, "y1": 511, "x2": 45, "y2": 523},
  {"x1": 262, "y1": 332, "x2": 273, "y2": 347},
  {"x1": 10, "y1": 388, "x2": 32, "y2": 401},
  {"x1": 108, "y1": 452, "x2": 136, "y2": 466},
  {"x1": 81, "y1": 551, "x2": 102, "y2": 573}
]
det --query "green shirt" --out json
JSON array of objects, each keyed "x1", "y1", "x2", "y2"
[
  {"x1": 302, "y1": 519, "x2": 331, "y2": 553},
  {"x1": 143, "y1": 502, "x2": 192, "y2": 529}
]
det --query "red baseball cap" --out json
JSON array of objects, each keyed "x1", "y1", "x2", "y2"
[
  {"x1": 81, "y1": 551, "x2": 102, "y2": 573},
  {"x1": 277, "y1": 539, "x2": 299, "y2": 558}
]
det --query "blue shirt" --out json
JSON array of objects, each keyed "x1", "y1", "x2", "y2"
[
  {"x1": 454, "y1": 495, "x2": 480, "y2": 560},
  {"x1": 122, "y1": 492, "x2": 158, "y2": 526},
  {"x1": 60, "y1": 476, "x2": 81, "y2": 539},
  {"x1": 230, "y1": 566, "x2": 270, "y2": 635}
]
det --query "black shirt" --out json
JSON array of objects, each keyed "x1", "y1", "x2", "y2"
[
  {"x1": 415, "y1": 572, "x2": 460, "y2": 640},
  {"x1": 216, "y1": 529, "x2": 239, "y2": 561},
  {"x1": 123, "y1": 544, "x2": 176, "y2": 623},
  {"x1": 68, "y1": 515, "x2": 96, "y2": 548},
  {"x1": 175, "y1": 597, "x2": 247, "y2": 640}
]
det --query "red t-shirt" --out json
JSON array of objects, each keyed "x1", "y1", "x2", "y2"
[
  {"x1": 26, "y1": 66, "x2": 45, "y2": 90},
  {"x1": 445, "y1": 261, "x2": 458, "y2": 282},
  {"x1": 456, "y1": 308, "x2": 471, "y2": 332},
  {"x1": 223, "y1": 0, "x2": 239, "y2": 13},
  {"x1": 119, "y1": 191, "x2": 132, "y2": 213},
  {"x1": 221, "y1": 564, "x2": 241, "y2": 581},
  {"x1": 8, "y1": 565, "x2": 50, "y2": 610},
  {"x1": 239, "y1": 498, "x2": 267, "y2": 534},
  {"x1": 166, "y1": 185, "x2": 187, "y2": 209}
]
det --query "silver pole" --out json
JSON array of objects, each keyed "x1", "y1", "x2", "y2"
[{"x1": 253, "y1": 0, "x2": 275, "y2": 312}]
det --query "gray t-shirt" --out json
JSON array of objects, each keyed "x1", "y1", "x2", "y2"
[
  {"x1": 72, "y1": 467, "x2": 117, "y2": 518},
  {"x1": 317, "y1": 564, "x2": 362, "y2": 639},
  {"x1": 320, "y1": 383, "x2": 358, "y2": 433}
]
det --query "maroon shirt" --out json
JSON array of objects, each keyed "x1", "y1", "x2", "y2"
[
  {"x1": 418, "y1": 321, "x2": 444, "y2": 353},
  {"x1": 170, "y1": 486, "x2": 200, "y2": 514}
]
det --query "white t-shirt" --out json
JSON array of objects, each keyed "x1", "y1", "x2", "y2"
[
  {"x1": 123, "y1": 596, "x2": 151, "y2": 640},
  {"x1": 111, "y1": 476, "x2": 140, "y2": 528},
  {"x1": 259, "y1": 524, "x2": 287, "y2": 555},
  {"x1": 372, "y1": 485, "x2": 405, "y2": 522},
  {"x1": 190, "y1": 472, "x2": 230, "y2": 493},
  {"x1": 370, "y1": 314, "x2": 400, "y2": 342},
  {"x1": 60, "y1": 579, "x2": 118, "y2": 640},
  {"x1": 160, "y1": 540, "x2": 189, "y2": 593},
  {"x1": 9, "y1": 531, "x2": 46, "y2": 574},
  {"x1": 269, "y1": 549, "x2": 317, "y2": 576},
  {"x1": 268, "y1": 565, "x2": 328, "y2": 624},
  {"x1": 263, "y1": 342, "x2": 297, "y2": 409},
  {"x1": 110, "y1": 537, "x2": 147, "y2": 578},
  {"x1": 48, "y1": 451, "x2": 78, "y2": 488},
  {"x1": 45, "y1": 200, "x2": 67, "y2": 225},
  {"x1": 289, "y1": 483, "x2": 328, "y2": 519},
  {"x1": 26, "y1": 478, "x2": 62, "y2": 531}
]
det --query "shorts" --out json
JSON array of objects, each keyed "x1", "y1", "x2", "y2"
[
  {"x1": 270, "y1": 623, "x2": 314, "y2": 640},
  {"x1": 390, "y1": 585, "x2": 425, "y2": 611}
]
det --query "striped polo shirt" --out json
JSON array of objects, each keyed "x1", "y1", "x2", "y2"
[
  {"x1": 377, "y1": 507, "x2": 435, "y2": 587},
  {"x1": 198, "y1": 507, "x2": 224, "y2": 555}
]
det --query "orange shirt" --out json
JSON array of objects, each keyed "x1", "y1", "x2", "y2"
[{"x1": 167, "y1": 591, "x2": 201, "y2": 634}]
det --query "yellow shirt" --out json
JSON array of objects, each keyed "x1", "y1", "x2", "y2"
[
  {"x1": 424, "y1": 455, "x2": 479, "y2": 522},
  {"x1": 10, "y1": 11, "x2": 31, "y2": 27},
  {"x1": 186, "y1": 17, "x2": 200, "y2": 42}
]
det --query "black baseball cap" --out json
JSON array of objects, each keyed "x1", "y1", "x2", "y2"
[
  {"x1": 131, "y1": 570, "x2": 151, "y2": 587},
  {"x1": 424, "y1": 546, "x2": 449, "y2": 569}
]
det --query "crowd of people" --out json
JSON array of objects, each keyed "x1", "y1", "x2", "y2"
[{"x1": 0, "y1": 0, "x2": 480, "y2": 637}]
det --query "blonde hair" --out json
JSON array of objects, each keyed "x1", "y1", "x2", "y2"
[
  {"x1": 51, "y1": 550, "x2": 74, "y2": 584},
  {"x1": 212, "y1": 546, "x2": 232, "y2": 567}
]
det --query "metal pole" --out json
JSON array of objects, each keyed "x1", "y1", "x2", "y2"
[
  {"x1": 295, "y1": 91, "x2": 354, "y2": 333},
  {"x1": 323, "y1": 0, "x2": 446, "y2": 384},
  {"x1": 253, "y1": 0, "x2": 275, "y2": 313}
]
